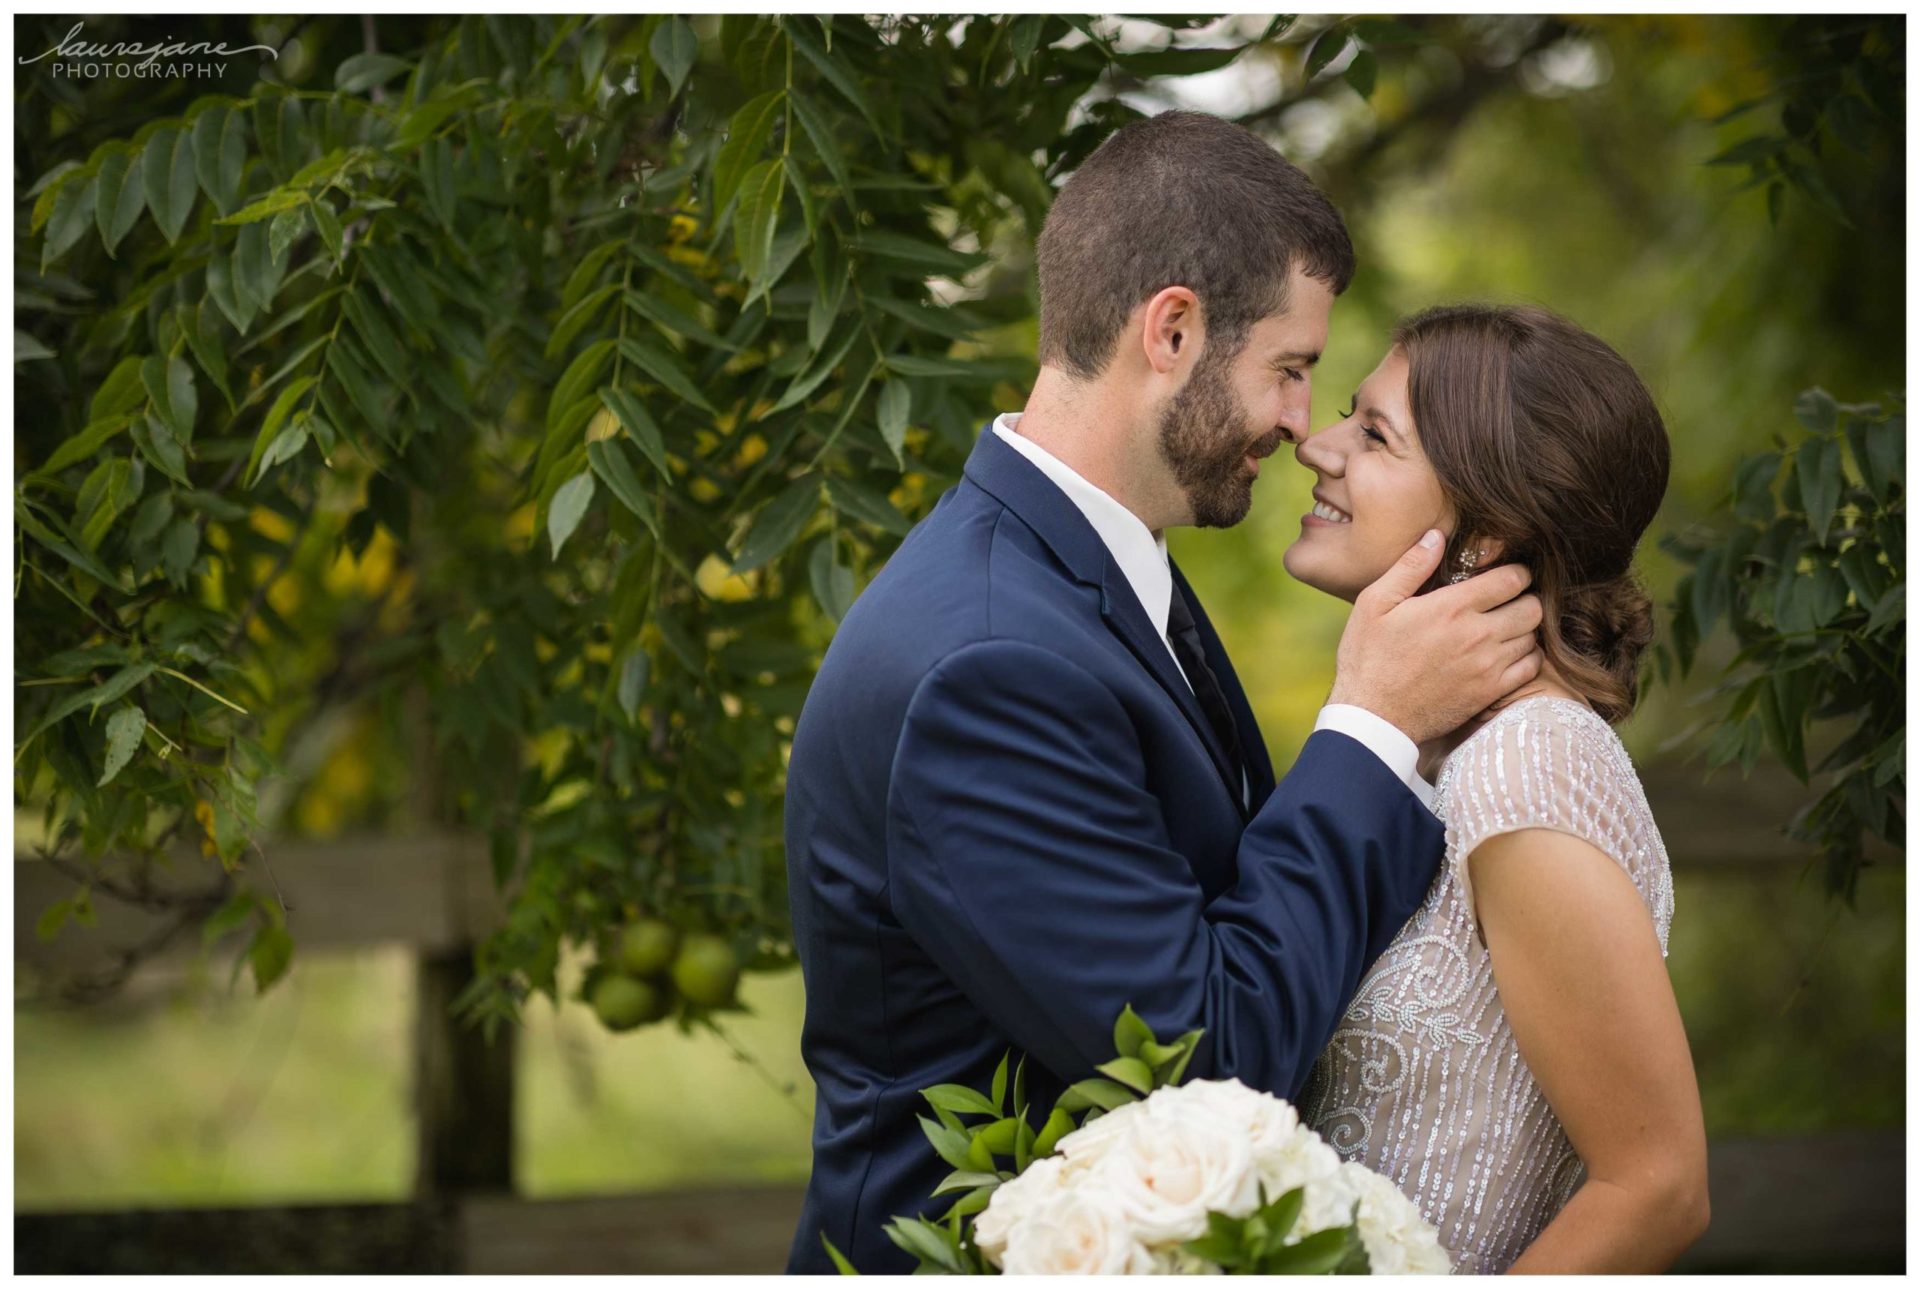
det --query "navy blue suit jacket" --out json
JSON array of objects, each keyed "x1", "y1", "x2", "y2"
[{"x1": 783, "y1": 426, "x2": 1444, "y2": 1273}]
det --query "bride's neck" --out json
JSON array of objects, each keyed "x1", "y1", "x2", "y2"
[{"x1": 1415, "y1": 658, "x2": 1589, "y2": 781}]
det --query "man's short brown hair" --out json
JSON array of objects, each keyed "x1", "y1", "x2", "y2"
[{"x1": 1035, "y1": 110, "x2": 1355, "y2": 379}]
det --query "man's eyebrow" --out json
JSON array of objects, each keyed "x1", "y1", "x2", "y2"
[{"x1": 1269, "y1": 350, "x2": 1322, "y2": 367}]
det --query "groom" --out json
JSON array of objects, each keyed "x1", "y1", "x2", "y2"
[{"x1": 783, "y1": 111, "x2": 1542, "y2": 1273}]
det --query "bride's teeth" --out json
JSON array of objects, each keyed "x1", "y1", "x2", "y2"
[{"x1": 1312, "y1": 501, "x2": 1350, "y2": 523}]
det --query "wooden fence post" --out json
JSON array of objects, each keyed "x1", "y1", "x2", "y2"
[{"x1": 413, "y1": 945, "x2": 515, "y2": 1196}]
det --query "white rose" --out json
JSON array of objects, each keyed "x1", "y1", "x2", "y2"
[
  {"x1": 1169, "y1": 1078, "x2": 1303, "y2": 1157},
  {"x1": 999, "y1": 1185, "x2": 1155, "y2": 1276},
  {"x1": 1254, "y1": 1119, "x2": 1347, "y2": 1220},
  {"x1": 1337, "y1": 1162, "x2": 1453, "y2": 1275},
  {"x1": 974, "y1": 1155, "x2": 1069, "y2": 1267},
  {"x1": 1055, "y1": 1098, "x2": 1147, "y2": 1175},
  {"x1": 1088, "y1": 1091, "x2": 1263, "y2": 1246}
]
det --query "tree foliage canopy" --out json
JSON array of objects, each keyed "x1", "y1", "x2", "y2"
[
  {"x1": 16, "y1": 14, "x2": 1308, "y2": 1024},
  {"x1": 14, "y1": 14, "x2": 1903, "y2": 1030}
]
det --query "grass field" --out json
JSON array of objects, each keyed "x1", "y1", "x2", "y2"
[{"x1": 14, "y1": 865, "x2": 1901, "y2": 1210}]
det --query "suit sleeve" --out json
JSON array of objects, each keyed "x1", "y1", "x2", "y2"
[{"x1": 884, "y1": 639, "x2": 1444, "y2": 1099}]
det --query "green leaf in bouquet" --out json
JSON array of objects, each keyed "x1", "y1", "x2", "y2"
[
  {"x1": 1013, "y1": 1112, "x2": 1036, "y2": 1173},
  {"x1": 918, "y1": 1115, "x2": 974, "y2": 1171},
  {"x1": 931, "y1": 1169, "x2": 1001, "y2": 1197},
  {"x1": 1056, "y1": 1077, "x2": 1135, "y2": 1113},
  {"x1": 974, "y1": 1116, "x2": 1020, "y2": 1157},
  {"x1": 1096, "y1": 1056, "x2": 1155, "y2": 1095},
  {"x1": 988, "y1": 1050, "x2": 1010, "y2": 1115},
  {"x1": 883, "y1": 1216, "x2": 963, "y2": 1273},
  {"x1": 820, "y1": 1232, "x2": 861, "y2": 1276},
  {"x1": 1164, "y1": 1028, "x2": 1204, "y2": 1086},
  {"x1": 964, "y1": 1129, "x2": 995, "y2": 1172},
  {"x1": 1183, "y1": 1210, "x2": 1250, "y2": 1269},
  {"x1": 922, "y1": 1082, "x2": 1000, "y2": 1118},
  {"x1": 1112, "y1": 1002, "x2": 1155, "y2": 1059},
  {"x1": 1031, "y1": 1106, "x2": 1075, "y2": 1158},
  {"x1": 943, "y1": 1184, "x2": 995, "y2": 1222},
  {"x1": 1012, "y1": 1053, "x2": 1029, "y2": 1120},
  {"x1": 1256, "y1": 1184, "x2": 1305, "y2": 1245},
  {"x1": 1255, "y1": 1223, "x2": 1359, "y2": 1275},
  {"x1": 1138, "y1": 1038, "x2": 1182, "y2": 1071}
]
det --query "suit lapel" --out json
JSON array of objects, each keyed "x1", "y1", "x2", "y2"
[{"x1": 963, "y1": 423, "x2": 1248, "y2": 815}]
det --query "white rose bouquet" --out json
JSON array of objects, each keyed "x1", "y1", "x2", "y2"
[{"x1": 823, "y1": 1007, "x2": 1450, "y2": 1276}]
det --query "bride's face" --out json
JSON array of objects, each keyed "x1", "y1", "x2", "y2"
[{"x1": 1282, "y1": 346, "x2": 1454, "y2": 602}]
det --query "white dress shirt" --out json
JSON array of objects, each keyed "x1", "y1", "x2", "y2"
[{"x1": 992, "y1": 413, "x2": 1436, "y2": 814}]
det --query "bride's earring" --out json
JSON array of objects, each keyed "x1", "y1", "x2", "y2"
[{"x1": 1449, "y1": 546, "x2": 1479, "y2": 585}]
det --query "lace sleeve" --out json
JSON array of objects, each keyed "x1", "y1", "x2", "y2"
[{"x1": 1439, "y1": 699, "x2": 1673, "y2": 952}]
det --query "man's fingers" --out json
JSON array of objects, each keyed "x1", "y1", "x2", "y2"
[
  {"x1": 1362, "y1": 529, "x2": 1446, "y2": 610},
  {"x1": 1445, "y1": 561, "x2": 1534, "y2": 611},
  {"x1": 1485, "y1": 593, "x2": 1546, "y2": 642},
  {"x1": 1494, "y1": 631, "x2": 1538, "y2": 671},
  {"x1": 1496, "y1": 647, "x2": 1544, "y2": 696}
]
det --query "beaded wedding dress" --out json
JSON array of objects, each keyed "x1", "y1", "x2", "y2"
[{"x1": 1298, "y1": 696, "x2": 1675, "y2": 1274}]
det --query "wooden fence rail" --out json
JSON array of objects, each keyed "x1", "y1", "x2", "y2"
[{"x1": 13, "y1": 1132, "x2": 1904, "y2": 1273}]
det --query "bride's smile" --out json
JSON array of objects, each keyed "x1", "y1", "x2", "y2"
[{"x1": 1282, "y1": 347, "x2": 1454, "y2": 603}]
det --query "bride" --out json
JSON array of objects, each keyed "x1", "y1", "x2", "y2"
[{"x1": 1286, "y1": 304, "x2": 1709, "y2": 1273}]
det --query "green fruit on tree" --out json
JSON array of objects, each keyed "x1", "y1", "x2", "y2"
[
  {"x1": 671, "y1": 934, "x2": 741, "y2": 1007},
  {"x1": 590, "y1": 972, "x2": 669, "y2": 1032},
  {"x1": 617, "y1": 917, "x2": 679, "y2": 979}
]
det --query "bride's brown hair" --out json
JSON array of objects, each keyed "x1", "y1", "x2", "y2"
[{"x1": 1393, "y1": 304, "x2": 1670, "y2": 724}]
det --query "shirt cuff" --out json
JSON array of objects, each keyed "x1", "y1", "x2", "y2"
[{"x1": 1314, "y1": 704, "x2": 1436, "y2": 814}]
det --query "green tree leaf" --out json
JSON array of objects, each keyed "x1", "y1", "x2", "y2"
[
  {"x1": 1798, "y1": 435, "x2": 1843, "y2": 545},
  {"x1": 336, "y1": 51, "x2": 412, "y2": 94},
  {"x1": 547, "y1": 470, "x2": 596, "y2": 559},
  {"x1": 808, "y1": 539, "x2": 856, "y2": 623},
  {"x1": 731, "y1": 473, "x2": 820, "y2": 573},
  {"x1": 98, "y1": 705, "x2": 147, "y2": 787},
  {"x1": 142, "y1": 353, "x2": 199, "y2": 445},
  {"x1": 41, "y1": 173, "x2": 97, "y2": 272},
  {"x1": 876, "y1": 378, "x2": 910, "y2": 463},
  {"x1": 651, "y1": 17, "x2": 699, "y2": 97},
  {"x1": 587, "y1": 437, "x2": 664, "y2": 538},
  {"x1": 94, "y1": 146, "x2": 146, "y2": 256},
  {"x1": 734, "y1": 158, "x2": 787, "y2": 296},
  {"x1": 619, "y1": 335, "x2": 717, "y2": 413},
  {"x1": 714, "y1": 90, "x2": 785, "y2": 216},
  {"x1": 248, "y1": 923, "x2": 295, "y2": 992},
  {"x1": 141, "y1": 126, "x2": 198, "y2": 243}
]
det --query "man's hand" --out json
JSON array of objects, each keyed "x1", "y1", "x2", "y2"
[{"x1": 1328, "y1": 529, "x2": 1544, "y2": 745}]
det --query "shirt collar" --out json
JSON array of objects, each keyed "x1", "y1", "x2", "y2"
[{"x1": 991, "y1": 412, "x2": 1174, "y2": 640}]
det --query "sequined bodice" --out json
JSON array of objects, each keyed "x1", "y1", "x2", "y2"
[{"x1": 1298, "y1": 697, "x2": 1674, "y2": 1274}]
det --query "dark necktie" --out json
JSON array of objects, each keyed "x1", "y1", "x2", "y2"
[{"x1": 1165, "y1": 580, "x2": 1246, "y2": 797}]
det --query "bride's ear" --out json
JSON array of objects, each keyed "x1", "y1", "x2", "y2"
[{"x1": 1447, "y1": 532, "x2": 1508, "y2": 578}]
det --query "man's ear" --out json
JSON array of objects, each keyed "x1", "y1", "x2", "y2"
[{"x1": 1139, "y1": 286, "x2": 1201, "y2": 376}]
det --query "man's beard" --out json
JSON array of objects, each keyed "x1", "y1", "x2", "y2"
[{"x1": 1156, "y1": 346, "x2": 1285, "y2": 528}]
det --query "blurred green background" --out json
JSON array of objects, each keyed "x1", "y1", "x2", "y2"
[
  {"x1": 15, "y1": 11, "x2": 1902, "y2": 1220},
  {"x1": 13, "y1": 866, "x2": 1904, "y2": 1207}
]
